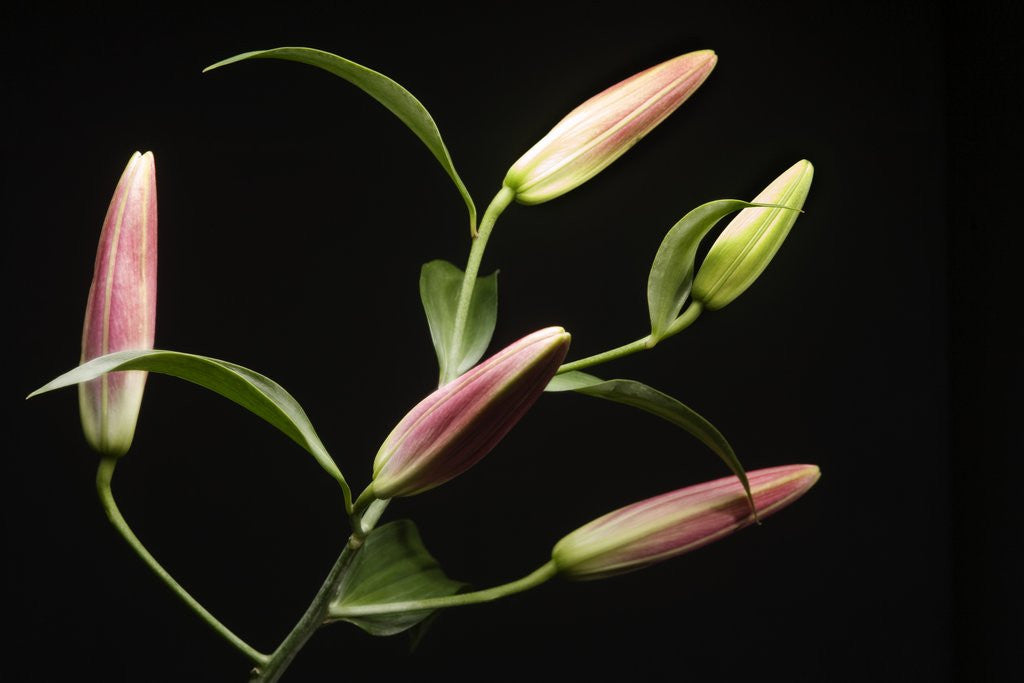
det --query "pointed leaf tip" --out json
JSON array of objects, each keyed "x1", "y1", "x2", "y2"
[
  {"x1": 546, "y1": 371, "x2": 753, "y2": 513},
  {"x1": 202, "y1": 46, "x2": 476, "y2": 233},
  {"x1": 31, "y1": 350, "x2": 350, "y2": 505}
]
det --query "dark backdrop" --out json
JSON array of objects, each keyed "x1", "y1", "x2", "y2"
[{"x1": 3, "y1": 2, "x2": 1019, "y2": 681}]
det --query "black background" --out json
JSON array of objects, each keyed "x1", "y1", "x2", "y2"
[{"x1": 3, "y1": 2, "x2": 1020, "y2": 681}]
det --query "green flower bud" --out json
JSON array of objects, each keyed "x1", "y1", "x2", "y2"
[{"x1": 692, "y1": 160, "x2": 813, "y2": 309}]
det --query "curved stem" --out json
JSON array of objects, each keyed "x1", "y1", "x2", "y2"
[
  {"x1": 96, "y1": 457, "x2": 268, "y2": 667},
  {"x1": 450, "y1": 186, "x2": 515, "y2": 367},
  {"x1": 556, "y1": 302, "x2": 704, "y2": 374},
  {"x1": 664, "y1": 300, "x2": 703, "y2": 338},
  {"x1": 254, "y1": 497, "x2": 392, "y2": 681},
  {"x1": 329, "y1": 561, "x2": 558, "y2": 618}
]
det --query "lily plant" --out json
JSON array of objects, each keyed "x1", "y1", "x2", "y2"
[{"x1": 30, "y1": 46, "x2": 819, "y2": 681}]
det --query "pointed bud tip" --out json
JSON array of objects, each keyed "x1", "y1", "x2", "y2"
[
  {"x1": 552, "y1": 463, "x2": 820, "y2": 580},
  {"x1": 689, "y1": 49, "x2": 717, "y2": 66},
  {"x1": 135, "y1": 150, "x2": 156, "y2": 173},
  {"x1": 371, "y1": 326, "x2": 571, "y2": 498},
  {"x1": 693, "y1": 159, "x2": 814, "y2": 309},
  {"x1": 78, "y1": 150, "x2": 159, "y2": 458},
  {"x1": 505, "y1": 49, "x2": 718, "y2": 204}
]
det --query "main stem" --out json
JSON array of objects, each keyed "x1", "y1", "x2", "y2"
[
  {"x1": 254, "y1": 497, "x2": 391, "y2": 681},
  {"x1": 96, "y1": 457, "x2": 268, "y2": 667},
  {"x1": 252, "y1": 539, "x2": 360, "y2": 683},
  {"x1": 450, "y1": 186, "x2": 515, "y2": 366}
]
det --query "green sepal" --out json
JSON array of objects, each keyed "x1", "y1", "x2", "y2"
[
  {"x1": 331, "y1": 520, "x2": 466, "y2": 636},
  {"x1": 204, "y1": 47, "x2": 477, "y2": 235},
  {"x1": 28, "y1": 349, "x2": 351, "y2": 508},
  {"x1": 420, "y1": 259, "x2": 498, "y2": 385},
  {"x1": 546, "y1": 370, "x2": 753, "y2": 512}
]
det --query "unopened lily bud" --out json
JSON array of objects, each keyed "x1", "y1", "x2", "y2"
[
  {"x1": 79, "y1": 152, "x2": 157, "y2": 457},
  {"x1": 504, "y1": 50, "x2": 717, "y2": 205},
  {"x1": 552, "y1": 464, "x2": 820, "y2": 580},
  {"x1": 693, "y1": 160, "x2": 814, "y2": 310},
  {"x1": 372, "y1": 327, "x2": 571, "y2": 498}
]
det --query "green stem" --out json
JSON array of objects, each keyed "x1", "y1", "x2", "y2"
[
  {"x1": 664, "y1": 300, "x2": 703, "y2": 338},
  {"x1": 556, "y1": 302, "x2": 703, "y2": 374},
  {"x1": 254, "y1": 496, "x2": 391, "y2": 681},
  {"x1": 348, "y1": 486, "x2": 378, "y2": 539},
  {"x1": 96, "y1": 457, "x2": 268, "y2": 667},
  {"x1": 359, "y1": 498, "x2": 391, "y2": 536},
  {"x1": 253, "y1": 538, "x2": 361, "y2": 683},
  {"x1": 450, "y1": 186, "x2": 515, "y2": 371},
  {"x1": 557, "y1": 336, "x2": 651, "y2": 374},
  {"x1": 329, "y1": 561, "x2": 558, "y2": 618}
]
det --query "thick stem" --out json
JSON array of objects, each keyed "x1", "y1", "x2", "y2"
[
  {"x1": 252, "y1": 539, "x2": 360, "y2": 682},
  {"x1": 329, "y1": 561, "x2": 557, "y2": 618},
  {"x1": 449, "y1": 186, "x2": 515, "y2": 373},
  {"x1": 96, "y1": 457, "x2": 268, "y2": 667},
  {"x1": 556, "y1": 302, "x2": 704, "y2": 374},
  {"x1": 254, "y1": 496, "x2": 392, "y2": 681}
]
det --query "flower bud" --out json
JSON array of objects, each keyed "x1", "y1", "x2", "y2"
[
  {"x1": 552, "y1": 464, "x2": 820, "y2": 580},
  {"x1": 504, "y1": 50, "x2": 717, "y2": 205},
  {"x1": 372, "y1": 327, "x2": 571, "y2": 498},
  {"x1": 692, "y1": 160, "x2": 814, "y2": 310},
  {"x1": 79, "y1": 152, "x2": 157, "y2": 457}
]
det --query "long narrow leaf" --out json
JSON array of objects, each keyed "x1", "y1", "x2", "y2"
[
  {"x1": 29, "y1": 350, "x2": 350, "y2": 505},
  {"x1": 205, "y1": 47, "x2": 477, "y2": 234},
  {"x1": 647, "y1": 199, "x2": 761, "y2": 342},
  {"x1": 547, "y1": 370, "x2": 752, "y2": 510}
]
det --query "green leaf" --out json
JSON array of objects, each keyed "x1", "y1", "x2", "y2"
[
  {"x1": 332, "y1": 520, "x2": 466, "y2": 636},
  {"x1": 647, "y1": 199, "x2": 760, "y2": 342},
  {"x1": 28, "y1": 350, "x2": 350, "y2": 504},
  {"x1": 204, "y1": 47, "x2": 477, "y2": 234},
  {"x1": 420, "y1": 259, "x2": 498, "y2": 385},
  {"x1": 546, "y1": 371, "x2": 753, "y2": 511}
]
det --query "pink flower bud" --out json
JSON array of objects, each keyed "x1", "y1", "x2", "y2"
[
  {"x1": 552, "y1": 464, "x2": 820, "y2": 580},
  {"x1": 504, "y1": 50, "x2": 717, "y2": 205},
  {"x1": 372, "y1": 327, "x2": 571, "y2": 498},
  {"x1": 79, "y1": 152, "x2": 157, "y2": 457}
]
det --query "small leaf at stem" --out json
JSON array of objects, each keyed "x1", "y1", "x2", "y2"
[
  {"x1": 204, "y1": 47, "x2": 477, "y2": 234},
  {"x1": 647, "y1": 199, "x2": 765, "y2": 342},
  {"x1": 332, "y1": 520, "x2": 466, "y2": 636},
  {"x1": 546, "y1": 371, "x2": 753, "y2": 512},
  {"x1": 420, "y1": 259, "x2": 498, "y2": 385},
  {"x1": 29, "y1": 350, "x2": 349, "y2": 502}
]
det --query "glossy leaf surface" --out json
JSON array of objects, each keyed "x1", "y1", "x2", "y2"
[
  {"x1": 205, "y1": 47, "x2": 477, "y2": 233},
  {"x1": 332, "y1": 520, "x2": 465, "y2": 636},
  {"x1": 29, "y1": 350, "x2": 348, "y2": 497},
  {"x1": 420, "y1": 259, "x2": 498, "y2": 385},
  {"x1": 547, "y1": 370, "x2": 751, "y2": 508}
]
